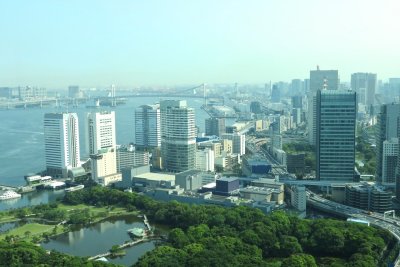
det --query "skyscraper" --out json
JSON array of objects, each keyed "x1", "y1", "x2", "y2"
[
  {"x1": 316, "y1": 90, "x2": 357, "y2": 182},
  {"x1": 135, "y1": 104, "x2": 161, "y2": 148},
  {"x1": 382, "y1": 138, "x2": 398, "y2": 185},
  {"x1": 205, "y1": 117, "x2": 225, "y2": 137},
  {"x1": 271, "y1": 84, "x2": 280, "y2": 103},
  {"x1": 68, "y1": 85, "x2": 80, "y2": 99},
  {"x1": 307, "y1": 68, "x2": 339, "y2": 145},
  {"x1": 351, "y1": 73, "x2": 377, "y2": 106},
  {"x1": 44, "y1": 113, "x2": 81, "y2": 177},
  {"x1": 310, "y1": 69, "x2": 339, "y2": 93},
  {"x1": 376, "y1": 103, "x2": 400, "y2": 184},
  {"x1": 160, "y1": 100, "x2": 196, "y2": 172},
  {"x1": 86, "y1": 111, "x2": 116, "y2": 155}
]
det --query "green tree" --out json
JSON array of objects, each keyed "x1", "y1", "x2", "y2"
[
  {"x1": 168, "y1": 228, "x2": 189, "y2": 248},
  {"x1": 281, "y1": 254, "x2": 317, "y2": 267}
]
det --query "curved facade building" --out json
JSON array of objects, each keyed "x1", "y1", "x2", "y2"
[{"x1": 160, "y1": 100, "x2": 196, "y2": 172}]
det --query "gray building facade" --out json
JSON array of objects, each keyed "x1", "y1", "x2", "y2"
[{"x1": 316, "y1": 90, "x2": 357, "y2": 182}]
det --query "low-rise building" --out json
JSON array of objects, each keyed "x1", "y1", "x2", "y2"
[
  {"x1": 133, "y1": 172, "x2": 175, "y2": 189},
  {"x1": 175, "y1": 169, "x2": 203, "y2": 191},
  {"x1": 215, "y1": 177, "x2": 240, "y2": 195},
  {"x1": 345, "y1": 183, "x2": 392, "y2": 212},
  {"x1": 90, "y1": 148, "x2": 121, "y2": 186},
  {"x1": 242, "y1": 157, "x2": 272, "y2": 177},
  {"x1": 291, "y1": 185, "x2": 306, "y2": 212},
  {"x1": 116, "y1": 144, "x2": 150, "y2": 172}
]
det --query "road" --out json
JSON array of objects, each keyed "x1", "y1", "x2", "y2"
[
  {"x1": 307, "y1": 191, "x2": 400, "y2": 266},
  {"x1": 246, "y1": 136, "x2": 288, "y2": 176}
]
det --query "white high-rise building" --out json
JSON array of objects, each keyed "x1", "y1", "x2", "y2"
[
  {"x1": 160, "y1": 100, "x2": 196, "y2": 172},
  {"x1": 86, "y1": 111, "x2": 116, "y2": 155},
  {"x1": 135, "y1": 104, "x2": 161, "y2": 148},
  {"x1": 195, "y1": 148, "x2": 215, "y2": 172},
  {"x1": 44, "y1": 113, "x2": 81, "y2": 177}
]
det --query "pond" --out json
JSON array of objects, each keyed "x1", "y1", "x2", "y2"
[
  {"x1": 41, "y1": 215, "x2": 162, "y2": 266},
  {"x1": 0, "y1": 189, "x2": 65, "y2": 211}
]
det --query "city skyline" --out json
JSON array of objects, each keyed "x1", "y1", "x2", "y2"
[{"x1": 1, "y1": 1, "x2": 400, "y2": 88}]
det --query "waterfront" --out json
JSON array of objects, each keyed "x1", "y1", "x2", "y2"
[
  {"x1": 41, "y1": 215, "x2": 158, "y2": 266},
  {"x1": 0, "y1": 97, "x2": 234, "y2": 187},
  {"x1": 0, "y1": 189, "x2": 64, "y2": 211}
]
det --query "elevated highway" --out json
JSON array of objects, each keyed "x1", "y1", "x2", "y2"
[{"x1": 307, "y1": 191, "x2": 400, "y2": 266}]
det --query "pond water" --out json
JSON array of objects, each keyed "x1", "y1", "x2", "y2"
[
  {"x1": 0, "y1": 189, "x2": 65, "y2": 211},
  {"x1": 41, "y1": 215, "x2": 161, "y2": 266}
]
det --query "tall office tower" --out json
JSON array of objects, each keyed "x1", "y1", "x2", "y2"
[
  {"x1": 351, "y1": 73, "x2": 377, "y2": 106},
  {"x1": 397, "y1": 116, "x2": 400, "y2": 201},
  {"x1": 389, "y1": 78, "x2": 400, "y2": 100},
  {"x1": 271, "y1": 134, "x2": 283, "y2": 150},
  {"x1": 291, "y1": 79, "x2": 303, "y2": 96},
  {"x1": 205, "y1": 117, "x2": 225, "y2": 137},
  {"x1": 44, "y1": 113, "x2": 81, "y2": 177},
  {"x1": 250, "y1": 101, "x2": 262, "y2": 114},
  {"x1": 291, "y1": 95, "x2": 303, "y2": 109},
  {"x1": 304, "y1": 79, "x2": 310, "y2": 94},
  {"x1": 307, "y1": 94, "x2": 317, "y2": 144},
  {"x1": 292, "y1": 108, "x2": 302, "y2": 125},
  {"x1": 310, "y1": 68, "x2": 339, "y2": 93},
  {"x1": 160, "y1": 100, "x2": 196, "y2": 172},
  {"x1": 86, "y1": 111, "x2": 116, "y2": 155},
  {"x1": 271, "y1": 84, "x2": 280, "y2": 103},
  {"x1": 316, "y1": 90, "x2": 357, "y2": 182},
  {"x1": 376, "y1": 103, "x2": 400, "y2": 183},
  {"x1": 135, "y1": 104, "x2": 161, "y2": 148},
  {"x1": 307, "y1": 68, "x2": 339, "y2": 145},
  {"x1": 68, "y1": 85, "x2": 80, "y2": 98},
  {"x1": 381, "y1": 138, "x2": 398, "y2": 185}
]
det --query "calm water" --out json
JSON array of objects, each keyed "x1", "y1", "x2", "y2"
[
  {"x1": 41, "y1": 215, "x2": 158, "y2": 266},
  {"x1": 0, "y1": 97, "x2": 227, "y2": 187},
  {"x1": 0, "y1": 189, "x2": 65, "y2": 211}
]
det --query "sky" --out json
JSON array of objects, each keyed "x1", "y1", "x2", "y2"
[{"x1": 0, "y1": 0, "x2": 400, "y2": 88}]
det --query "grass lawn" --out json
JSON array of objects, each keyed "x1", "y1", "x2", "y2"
[
  {"x1": 0, "y1": 214, "x2": 17, "y2": 223},
  {"x1": 57, "y1": 203, "x2": 129, "y2": 215},
  {"x1": 0, "y1": 223, "x2": 54, "y2": 240}
]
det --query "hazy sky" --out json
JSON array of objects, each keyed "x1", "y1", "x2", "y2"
[{"x1": 1, "y1": 0, "x2": 400, "y2": 88}]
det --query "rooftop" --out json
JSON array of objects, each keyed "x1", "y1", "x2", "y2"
[
  {"x1": 135, "y1": 172, "x2": 175, "y2": 181},
  {"x1": 218, "y1": 177, "x2": 239, "y2": 182}
]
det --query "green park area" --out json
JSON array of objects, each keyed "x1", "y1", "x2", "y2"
[{"x1": 0, "y1": 201, "x2": 138, "y2": 243}]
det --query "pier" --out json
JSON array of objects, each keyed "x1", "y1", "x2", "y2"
[
  {"x1": 143, "y1": 215, "x2": 151, "y2": 231},
  {"x1": 88, "y1": 237, "x2": 159, "y2": 261}
]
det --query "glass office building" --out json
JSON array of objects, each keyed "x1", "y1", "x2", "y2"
[{"x1": 316, "y1": 90, "x2": 357, "y2": 182}]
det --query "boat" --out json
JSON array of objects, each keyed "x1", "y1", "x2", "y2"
[
  {"x1": 65, "y1": 184, "x2": 85, "y2": 192},
  {"x1": 127, "y1": 227, "x2": 145, "y2": 238},
  {"x1": 0, "y1": 190, "x2": 22, "y2": 200}
]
